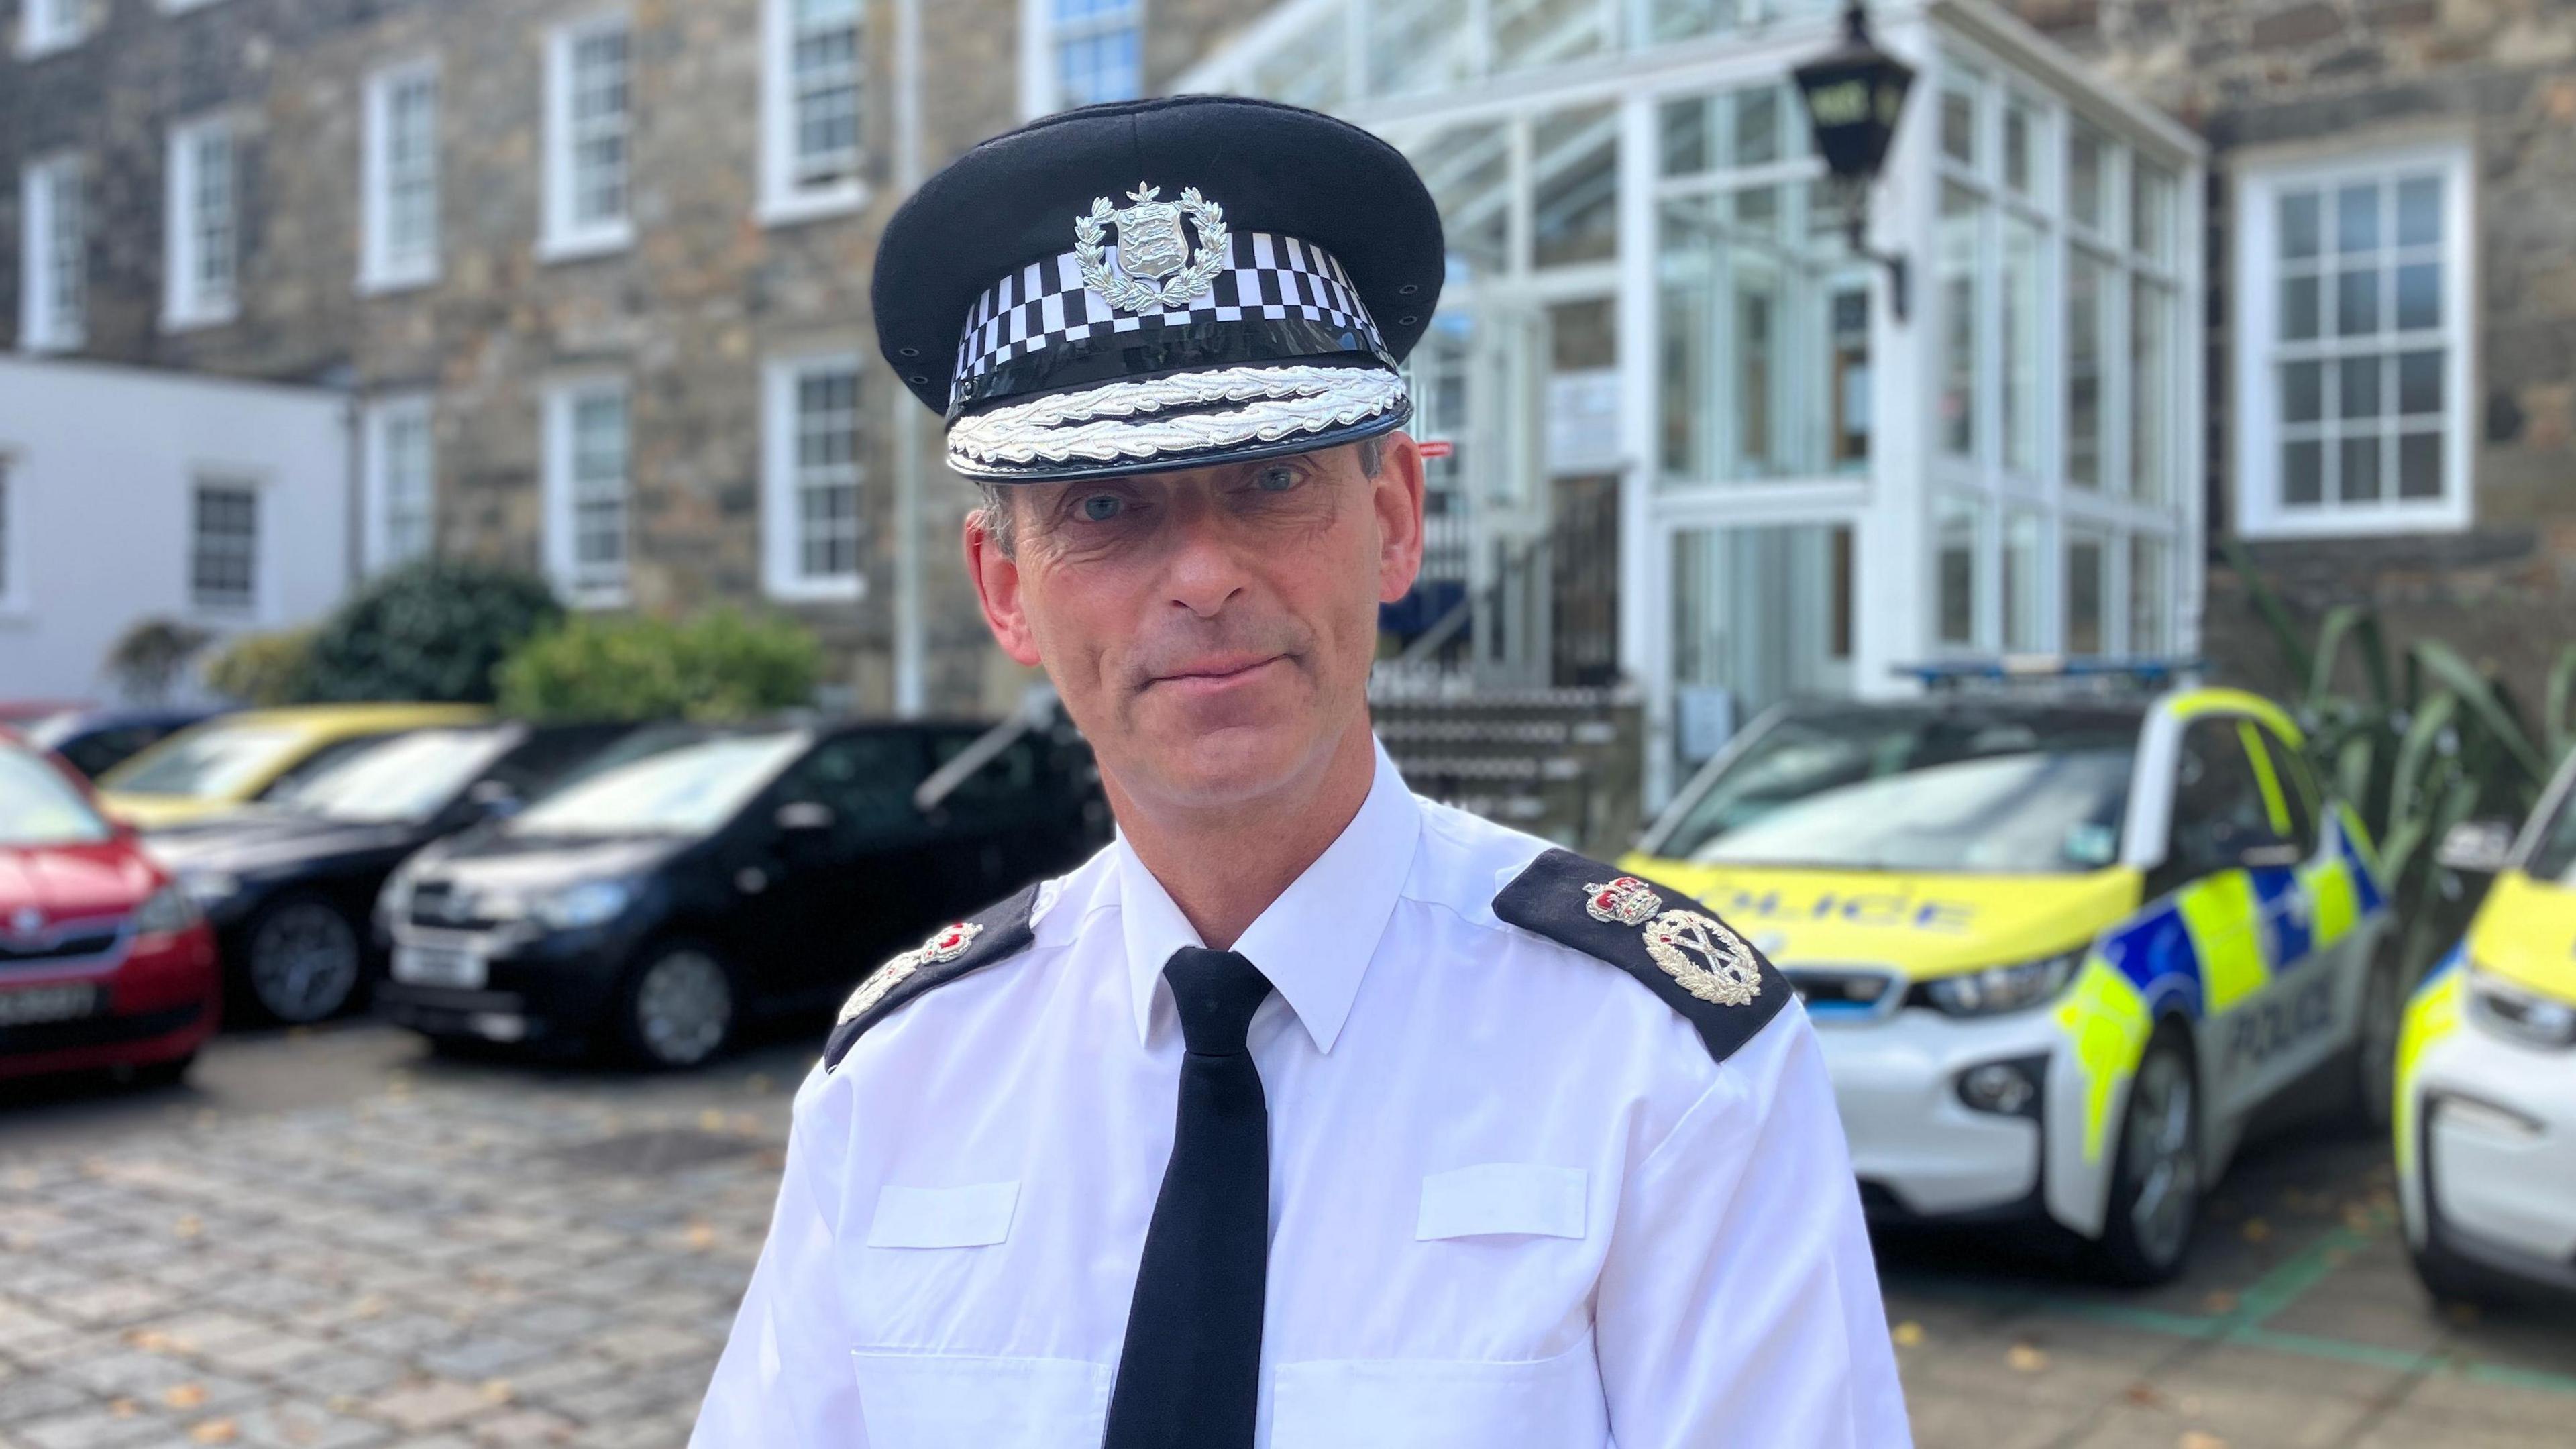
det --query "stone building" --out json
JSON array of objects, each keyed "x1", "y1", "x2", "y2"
[
  {"x1": 2023, "y1": 0, "x2": 2576, "y2": 721},
  {"x1": 4, "y1": 0, "x2": 2570, "y2": 796}
]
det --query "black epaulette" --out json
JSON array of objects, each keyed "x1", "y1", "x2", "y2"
[
  {"x1": 822, "y1": 883, "x2": 1041, "y2": 1071},
  {"x1": 1491, "y1": 849, "x2": 1790, "y2": 1065}
]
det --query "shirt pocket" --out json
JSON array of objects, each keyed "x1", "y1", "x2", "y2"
[
  {"x1": 1267, "y1": 1335, "x2": 1609, "y2": 1449},
  {"x1": 1415, "y1": 1164, "x2": 1588, "y2": 1242},
  {"x1": 865, "y1": 1181, "x2": 1020, "y2": 1249},
  {"x1": 850, "y1": 1351, "x2": 1111, "y2": 1448}
]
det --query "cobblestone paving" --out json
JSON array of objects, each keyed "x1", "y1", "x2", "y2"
[{"x1": 2, "y1": 1027, "x2": 2571, "y2": 1448}]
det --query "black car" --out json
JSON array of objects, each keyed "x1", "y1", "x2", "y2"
[
  {"x1": 372, "y1": 717, "x2": 1108, "y2": 1067},
  {"x1": 147, "y1": 722, "x2": 635, "y2": 1025}
]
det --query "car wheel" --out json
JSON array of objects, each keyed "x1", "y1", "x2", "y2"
[
  {"x1": 614, "y1": 944, "x2": 735, "y2": 1070},
  {"x1": 2348, "y1": 938, "x2": 2404, "y2": 1132},
  {"x1": 2094, "y1": 1024, "x2": 2202, "y2": 1286},
  {"x1": 244, "y1": 895, "x2": 365, "y2": 1025}
]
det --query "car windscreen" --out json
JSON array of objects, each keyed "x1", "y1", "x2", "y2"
[
  {"x1": 504, "y1": 729, "x2": 809, "y2": 839},
  {"x1": 268, "y1": 728, "x2": 517, "y2": 824},
  {"x1": 1656, "y1": 710, "x2": 2141, "y2": 875},
  {"x1": 103, "y1": 723, "x2": 307, "y2": 800},
  {"x1": 0, "y1": 745, "x2": 113, "y2": 847},
  {"x1": 2529, "y1": 788, "x2": 2576, "y2": 885}
]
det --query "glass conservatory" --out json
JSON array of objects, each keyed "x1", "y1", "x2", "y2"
[{"x1": 1183, "y1": 0, "x2": 2206, "y2": 802}]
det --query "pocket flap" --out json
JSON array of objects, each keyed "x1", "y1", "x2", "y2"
[
  {"x1": 867, "y1": 1181, "x2": 1019, "y2": 1249},
  {"x1": 1415, "y1": 1164, "x2": 1587, "y2": 1242}
]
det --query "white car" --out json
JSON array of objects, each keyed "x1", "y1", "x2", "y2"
[
  {"x1": 2397, "y1": 751, "x2": 2576, "y2": 1305},
  {"x1": 1625, "y1": 674, "x2": 2400, "y2": 1283}
]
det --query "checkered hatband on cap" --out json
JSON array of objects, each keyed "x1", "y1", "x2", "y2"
[{"x1": 950, "y1": 231, "x2": 1391, "y2": 405}]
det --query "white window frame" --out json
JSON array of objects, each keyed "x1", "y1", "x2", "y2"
[
  {"x1": 188, "y1": 474, "x2": 262, "y2": 617},
  {"x1": 2233, "y1": 136, "x2": 2476, "y2": 540},
  {"x1": 1020, "y1": 0, "x2": 1144, "y2": 119},
  {"x1": 363, "y1": 393, "x2": 437, "y2": 574},
  {"x1": 360, "y1": 59, "x2": 441, "y2": 293},
  {"x1": 541, "y1": 12, "x2": 636, "y2": 262},
  {"x1": 762, "y1": 350, "x2": 867, "y2": 602},
  {"x1": 0, "y1": 452, "x2": 23, "y2": 617},
  {"x1": 19, "y1": 153, "x2": 85, "y2": 353},
  {"x1": 543, "y1": 377, "x2": 633, "y2": 607},
  {"x1": 17, "y1": 0, "x2": 87, "y2": 58},
  {"x1": 163, "y1": 116, "x2": 240, "y2": 330},
  {"x1": 760, "y1": 0, "x2": 866, "y2": 224}
]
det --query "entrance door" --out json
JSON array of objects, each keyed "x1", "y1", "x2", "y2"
[{"x1": 1666, "y1": 520, "x2": 1857, "y2": 768}]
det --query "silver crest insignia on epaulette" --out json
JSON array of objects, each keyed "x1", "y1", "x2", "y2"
[
  {"x1": 1582, "y1": 875, "x2": 1664, "y2": 926},
  {"x1": 1075, "y1": 183, "x2": 1230, "y2": 315},
  {"x1": 1640, "y1": 910, "x2": 1762, "y2": 1008},
  {"x1": 836, "y1": 920, "x2": 985, "y2": 1025}
]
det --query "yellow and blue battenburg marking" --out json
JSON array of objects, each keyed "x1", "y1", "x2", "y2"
[
  {"x1": 2055, "y1": 807, "x2": 2385, "y2": 1163},
  {"x1": 2392, "y1": 946, "x2": 2469, "y2": 1176}
]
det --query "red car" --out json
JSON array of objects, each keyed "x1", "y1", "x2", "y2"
[{"x1": 0, "y1": 729, "x2": 219, "y2": 1086}]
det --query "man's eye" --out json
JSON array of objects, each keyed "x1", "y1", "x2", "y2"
[
  {"x1": 1254, "y1": 467, "x2": 1298, "y2": 493},
  {"x1": 1079, "y1": 494, "x2": 1125, "y2": 522}
]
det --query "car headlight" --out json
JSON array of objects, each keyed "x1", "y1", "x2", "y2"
[
  {"x1": 1919, "y1": 947, "x2": 2087, "y2": 1018},
  {"x1": 531, "y1": 879, "x2": 637, "y2": 932},
  {"x1": 2469, "y1": 967, "x2": 2576, "y2": 1050},
  {"x1": 133, "y1": 884, "x2": 203, "y2": 936},
  {"x1": 176, "y1": 872, "x2": 241, "y2": 910}
]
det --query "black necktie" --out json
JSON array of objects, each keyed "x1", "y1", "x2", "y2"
[{"x1": 1102, "y1": 947, "x2": 1276, "y2": 1449}]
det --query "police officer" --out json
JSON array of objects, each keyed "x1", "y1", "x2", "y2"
[{"x1": 693, "y1": 95, "x2": 1911, "y2": 1449}]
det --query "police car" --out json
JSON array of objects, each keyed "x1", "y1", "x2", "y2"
[
  {"x1": 2396, "y1": 745, "x2": 2576, "y2": 1305},
  {"x1": 1622, "y1": 663, "x2": 2398, "y2": 1283}
]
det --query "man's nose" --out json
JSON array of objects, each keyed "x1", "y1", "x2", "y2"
[{"x1": 1163, "y1": 504, "x2": 1248, "y2": 619}]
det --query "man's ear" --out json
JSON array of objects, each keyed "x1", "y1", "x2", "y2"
[
  {"x1": 965, "y1": 506, "x2": 1045, "y2": 667},
  {"x1": 1371, "y1": 431, "x2": 1427, "y2": 606}
]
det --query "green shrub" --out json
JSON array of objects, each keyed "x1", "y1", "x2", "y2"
[
  {"x1": 299, "y1": 560, "x2": 562, "y2": 704},
  {"x1": 103, "y1": 619, "x2": 213, "y2": 704},
  {"x1": 496, "y1": 608, "x2": 823, "y2": 722},
  {"x1": 203, "y1": 627, "x2": 317, "y2": 706},
  {"x1": 2225, "y1": 539, "x2": 2576, "y2": 974}
]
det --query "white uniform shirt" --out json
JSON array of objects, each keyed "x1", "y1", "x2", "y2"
[{"x1": 692, "y1": 744, "x2": 1912, "y2": 1448}]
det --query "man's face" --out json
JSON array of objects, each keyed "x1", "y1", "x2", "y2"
[{"x1": 967, "y1": 437, "x2": 1424, "y2": 814}]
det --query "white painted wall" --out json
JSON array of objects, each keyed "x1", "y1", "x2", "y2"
[{"x1": 0, "y1": 357, "x2": 352, "y2": 703}]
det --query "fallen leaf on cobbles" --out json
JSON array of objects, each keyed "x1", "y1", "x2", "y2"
[
  {"x1": 686, "y1": 1221, "x2": 718, "y2": 1251},
  {"x1": 2123, "y1": 1382, "x2": 2164, "y2": 1408},
  {"x1": 164, "y1": 1383, "x2": 208, "y2": 1409},
  {"x1": 126, "y1": 1328, "x2": 176, "y2": 1352},
  {"x1": 2179, "y1": 1432, "x2": 2227, "y2": 1449},
  {"x1": 189, "y1": 1418, "x2": 237, "y2": 1444},
  {"x1": 481, "y1": 1378, "x2": 514, "y2": 1404},
  {"x1": 2201, "y1": 1291, "x2": 2237, "y2": 1313},
  {"x1": 2241, "y1": 1218, "x2": 2271, "y2": 1242},
  {"x1": 174, "y1": 1214, "x2": 203, "y2": 1240},
  {"x1": 327, "y1": 1395, "x2": 360, "y2": 1414},
  {"x1": 2006, "y1": 1343, "x2": 2049, "y2": 1373},
  {"x1": 350, "y1": 1294, "x2": 388, "y2": 1320},
  {"x1": 700, "y1": 1110, "x2": 728, "y2": 1132},
  {"x1": 109, "y1": 1398, "x2": 141, "y2": 1417},
  {"x1": 1890, "y1": 1322, "x2": 1924, "y2": 1348}
]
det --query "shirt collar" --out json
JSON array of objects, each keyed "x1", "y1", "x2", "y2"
[{"x1": 1117, "y1": 741, "x2": 1420, "y2": 1054}]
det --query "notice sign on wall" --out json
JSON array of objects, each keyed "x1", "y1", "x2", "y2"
[{"x1": 1546, "y1": 369, "x2": 1621, "y2": 474}]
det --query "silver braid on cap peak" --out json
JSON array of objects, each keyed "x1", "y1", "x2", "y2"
[{"x1": 945, "y1": 364, "x2": 1407, "y2": 468}]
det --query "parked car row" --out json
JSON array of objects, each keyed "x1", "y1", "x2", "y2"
[{"x1": 1, "y1": 703, "x2": 1109, "y2": 1083}]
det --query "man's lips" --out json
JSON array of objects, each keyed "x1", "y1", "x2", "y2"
[{"x1": 1145, "y1": 653, "x2": 1289, "y2": 689}]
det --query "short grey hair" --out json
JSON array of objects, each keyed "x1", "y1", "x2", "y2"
[{"x1": 973, "y1": 433, "x2": 1386, "y2": 560}]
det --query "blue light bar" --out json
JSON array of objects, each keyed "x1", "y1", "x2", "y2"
[{"x1": 1898, "y1": 655, "x2": 2208, "y2": 690}]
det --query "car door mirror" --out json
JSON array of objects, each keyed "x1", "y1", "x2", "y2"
[
  {"x1": 2434, "y1": 819, "x2": 2517, "y2": 875},
  {"x1": 775, "y1": 800, "x2": 837, "y2": 837},
  {"x1": 465, "y1": 779, "x2": 522, "y2": 820}
]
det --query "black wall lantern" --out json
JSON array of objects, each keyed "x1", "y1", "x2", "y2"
[{"x1": 1794, "y1": 0, "x2": 1917, "y2": 321}]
